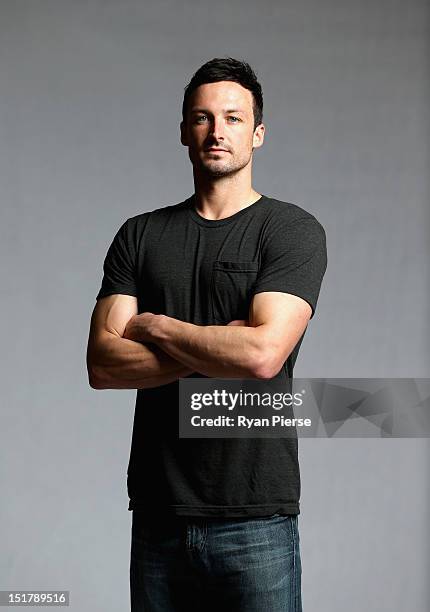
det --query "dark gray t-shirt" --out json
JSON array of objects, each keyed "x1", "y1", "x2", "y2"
[{"x1": 95, "y1": 194, "x2": 327, "y2": 518}]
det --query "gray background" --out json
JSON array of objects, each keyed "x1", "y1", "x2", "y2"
[{"x1": 1, "y1": 1, "x2": 428, "y2": 610}]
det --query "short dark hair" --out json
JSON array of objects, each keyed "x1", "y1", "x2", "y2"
[{"x1": 182, "y1": 57, "x2": 263, "y2": 131}]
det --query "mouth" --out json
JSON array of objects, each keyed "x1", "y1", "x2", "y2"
[{"x1": 205, "y1": 148, "x2": 229, "y2": 153}]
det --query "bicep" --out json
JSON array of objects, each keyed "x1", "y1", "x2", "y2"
[
  {"x1": 249, "y1": 291, "x2": 312, "y2": 371},
  {"x1": 87, "y1": 294, "x2": 138, "y2": 359}
]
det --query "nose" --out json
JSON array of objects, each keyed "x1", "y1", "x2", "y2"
[{"x1": 208, "y1": 116, "x2": 226, "y2": 142}]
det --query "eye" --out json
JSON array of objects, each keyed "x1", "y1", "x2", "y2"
[
  {"x1": 227, "y1": 116, "x2": 241, "y2": 122},
  {"x1": 194, "y1": 115, "x2": 207, "y2": 123}
]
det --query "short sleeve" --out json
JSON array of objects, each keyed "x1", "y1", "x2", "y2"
[
  {"x1": 96, "y1": 218, "x2": 138, "y2": 301},
  {"x1": 252, "y1": 216, "x2": 327, "y2": 318}
]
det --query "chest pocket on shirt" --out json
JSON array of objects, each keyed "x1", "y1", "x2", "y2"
[{"x1": 210, "y1": 260, "x2": 259, "y2": 324}]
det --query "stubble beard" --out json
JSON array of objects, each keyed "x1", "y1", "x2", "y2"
[{"x1": 197, "y1": 149, "x2": 253, "y2": 178}]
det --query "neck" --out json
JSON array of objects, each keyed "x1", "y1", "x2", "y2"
[{"x1": 192, "y1": 173, "x2": 261, "y2": 220}]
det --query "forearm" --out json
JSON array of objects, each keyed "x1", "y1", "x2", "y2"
[
  {"x1": 88, "y1": 333, "x2": 195, "y2": 390},
  {"x1": 151, "y1": 317, "x2": 267, "y2": 378}
]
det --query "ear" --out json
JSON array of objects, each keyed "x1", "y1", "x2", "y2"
[
  {"x1": 180, "y1": 121, "x2": 188, "y2": 146},
  {"x1": 252, "y1": 123, "x2": 265, "y2": 149}
]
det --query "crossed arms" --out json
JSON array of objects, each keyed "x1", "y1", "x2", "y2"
[{"x1": 86, "y1": 292, "x2": 312, "y2": 390}]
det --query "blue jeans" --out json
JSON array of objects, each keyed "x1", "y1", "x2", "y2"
[{"x1": 130, "y1": 511, "x2": 302, "y2": 611}]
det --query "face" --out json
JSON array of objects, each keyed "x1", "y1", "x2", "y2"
[{"x1": 180, "y1": 81, "x2": 265, "y2": 178}]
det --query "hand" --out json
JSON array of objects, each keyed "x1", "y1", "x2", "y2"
[{"x1": 123, "y1": 312, "x2": 162, "y2": 342}]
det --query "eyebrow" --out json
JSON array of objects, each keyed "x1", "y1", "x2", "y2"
[{"x1": 190, "y1": 108, "x2": 246, "y2": 114}]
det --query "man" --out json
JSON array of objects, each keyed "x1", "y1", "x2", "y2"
[{"x1": 87, "y1": 57, "x2": 327, "y2": 612}]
